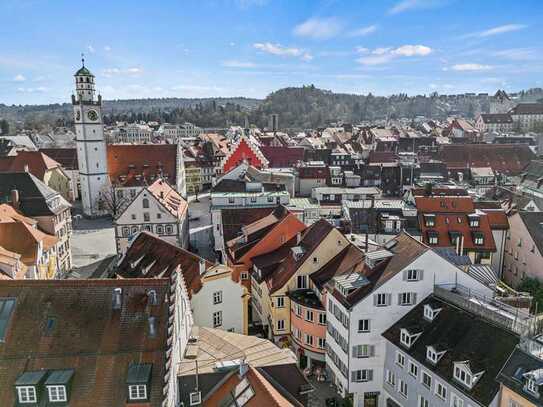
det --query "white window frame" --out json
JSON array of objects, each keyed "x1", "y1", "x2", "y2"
[
  {"x1": 399, "y1": 292, "x2": 415, "y2": 306},
  {"x1": 385, "y1": 369, "x2": 396, "y2": 386},
  {"x1": 318, "y1": 312, "x2": 326, "y2": 325},
  {"x1": 399, "y1": 379, "x2": 408, "y2": 398},
  {"x1": 297, "y1": 275, "x2": 307, "y2": 289},
  {"x1": 276, "y1": 297, "x2": 285, "y2": 308},
  {"x1": 527, "y1": 377, "x2": 538, "y2": 394},
  {"x1": 129, "y1": 384, "x2": 147, "y2": 401},
  {"x1": 426, "y1": 346, "x2": 438, "y2": 364},
  {"x1": 409, "y1": 361, "x2": 419, "y2": 378},
  {"x1": 213, "y1": 311, "x2": 222, "y2": 328},
  {"x1": 213, "y1": 291, "x2": 223, "y2": 305},
  {"x1": 358, "y1": 319, "x2": 370, "y2": 332},
  {"x1": 277, "y1": 319, "x2": 285, "y2": 331},
  {"x1": 305, "y1": 334, "x2": 313, "y2": 346},
  {"x1": 376, "y1": 293, "x2": 389, "y2": 306},
  {"x1": 318, "y1": 337, "x2": 326, "y2": 349},
  {"x1": 47, "y1": 385, "x2": 67, "y2": 402},
  {"x1": 454, "y1": 365, "x2": 474, "y2": 389},
  {"x1": 353, "y1": 369, "x2": 372, "y2": 382},
  {"x1": 451, "y1": 392, "x2": 464, "y2": 407},
  {"x1": 305, "y1": 309, "x2": 314, "y2": 322},
  {"x1": 421, "y1": 371, "x2": 432, "y2": 389},
  {"x1": 418, "y1": 395, "x2": 429, "y2": 407},
  {"x1": 436, "y1": 381, "x2": 447, "y2": 400},
  {"x1": 406, "y1": 269, "x2": 420, "y2": 281},
  {"x1": 17, "y1": 386, "x2": 37, "y2": 403},
  {"x1": 396, "y1": 351, "x2": 406, "y2": 367}
]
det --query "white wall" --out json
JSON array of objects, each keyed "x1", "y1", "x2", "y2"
[{"x1": 190, "y1": 274, "x2": 245, "y2": 333}]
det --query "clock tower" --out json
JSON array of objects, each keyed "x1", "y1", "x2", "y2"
[{"x1": 72, "y1": 57, "x2": 109, "y2": 217}]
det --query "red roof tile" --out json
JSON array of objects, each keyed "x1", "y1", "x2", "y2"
[
  {"x1": 0, "y1": 151, "x2": 62, "y2": 180},
  {"x1": 107, "y1": 144, "x2": 178, "y2": 187},
  {"x1": 260, "y1": 146, "x2": 305, "y2": 168},
  {"x1": 0, "y1": 279, "x2": 170, "y2": 406}
]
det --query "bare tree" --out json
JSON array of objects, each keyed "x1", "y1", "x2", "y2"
[{"x1": 98, "y1": 183, "x2": 129, "y2": 218}]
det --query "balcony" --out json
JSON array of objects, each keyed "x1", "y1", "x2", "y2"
[
  {"x1": 434, "y1": 284, "x2": 536, "y2": 336},
  {"x1": 289, "y1": 289, "x2": 324, "y2": 310}
]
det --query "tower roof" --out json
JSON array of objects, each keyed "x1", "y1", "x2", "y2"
[{"x1": 74, "y1": 66, "x2": 93, "y2": 76}]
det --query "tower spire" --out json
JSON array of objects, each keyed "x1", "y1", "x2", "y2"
[{"x1": 81, "y1": 53, "x2": 85, "y2": 68}]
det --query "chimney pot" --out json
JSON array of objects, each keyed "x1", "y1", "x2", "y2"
[{"x1": 199, "y1": 259, "x2": 206, "y2": 275}]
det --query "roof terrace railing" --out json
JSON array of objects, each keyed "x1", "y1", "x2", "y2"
[{"x1": 434, "y1": 283, "x2": 537, "y2": 336}]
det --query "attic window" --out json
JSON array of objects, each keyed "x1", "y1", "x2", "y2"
[
  {"x1": 400, "y1": 328, "x2": 421, "y2": 348},
  {"x1": 427, "y1": 231, "x2": 438, "y2": 245},
  {"x1": 127, "y1": 363, "x2": 152, "y2": 402},
  {"x1": 468, "y1": 215, "x2": 480, "y2": 228},
  {"x1": 472, "y1": 232, "x2": 484, "y2": 246},
  {"x1": 453, "y1": 362, "x2": 482, "y2": 390},
  {"x1": 17, "y1": 386, "x2": 37, "y2": 403},
  {"x1": 423, "y1": 304, "x2": 441, "y2": 321},
  {"x1": 526, "y1": 376, "x2": 539, "y2": 395},
  {"x1": 424, "y1": 214, "x2": 435, "y2": 227},
  {"x1": 426, "y1": 346, "x2": 445, "y2": 364}
]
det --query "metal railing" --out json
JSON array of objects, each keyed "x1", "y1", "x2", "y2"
[{"x1": 434, "y1": 284, "x2": 538, "y2": 336}]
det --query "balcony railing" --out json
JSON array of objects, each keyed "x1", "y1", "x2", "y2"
[{"x1": 434, "y1": 284, "x2": 538, "y2": 336}]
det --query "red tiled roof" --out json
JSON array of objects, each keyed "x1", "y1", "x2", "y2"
[
  {"x1": 298, "y1": 166, "x2": 329, "y2": 179},
  {"x1": 107, "y1": 144, "x2": 178, "y2": 187},
  {"x1": 437, "y1": 144, "x2": 534, "y2": 175},
  {"x1": 415, "y1": 196, "x2": 475, "y2": 213},
  {"x1": 0, "y1": 278, "x2": 170, "y2": 406},
  {"x1": 418, "y1": 212, "x2": 496, "y2": 251},
  {"x1": 116, "y1": 232, "x2": 212, "y2": 296},
  {"x1": 147, "y1": 178, "x2": 187, "y2": 218},
  {"x1": 260, "y1": 146, "x2": 305, "y2": 168},
  {"x1": 39, "y1": 148, "x2": 78, "y2": 170},
  {"x1": 480, "y1": 209, "x2": 509, "y2": 230},
  {"x1": 0, "y1": 151, "x2": 62, "y2": 180},
  {"x1": 368, "y1": 151, "x2": 398, "y2": 164}
]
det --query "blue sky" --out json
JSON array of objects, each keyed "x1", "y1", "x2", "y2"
[{"x1": 1, "y1": 0, "x2": 542, "y2": 104}]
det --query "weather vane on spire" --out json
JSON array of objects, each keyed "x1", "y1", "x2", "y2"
[{"x1": 81, "y1": 52, "x2": 85, "y2": 68}]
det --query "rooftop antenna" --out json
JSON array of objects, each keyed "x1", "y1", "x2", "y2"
[{"x1": 81, "y1": 53, "x2": 85, "y2": 68}]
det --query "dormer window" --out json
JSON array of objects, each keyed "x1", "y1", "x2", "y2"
[
  {"x1": 468, "y1": 214, "x2": 480, "y2": 228},
  {"x1": 48, "y1": 385, "x2": 67, "y2": 402},
  {"x1": 400, "y1": 328, "x2": 421, "y2": 348},
  {"x1": 426, "y1": 346, "x2": 445, "y2": 364},
  {"x1": 526, "y1": 377, "x2": 539, "y2": 395},
  {"x1": 15, "y1": 371, "x2": 48, "y2": 404},
  {"x1": 424, "y1": 214, "x2": 435, "y2": 227},
  {"x1": 17, "y1": 386, "x2": 37, "y2": 403},
  {"x1": 423, "y1": 304, "x2": 441, "y2": 321},
  {"x1": 472, "y1": 232, "x2": 484, "y2": 246},
  {"x1": 453, "y1": 362, "x2": 482, "y2": 389},
  {"x1": 427, "y1": 231, "x2": 438, "y2": 245},
  {"x1": 127, "y1": 362, "x2": 152, "y2": 402}
]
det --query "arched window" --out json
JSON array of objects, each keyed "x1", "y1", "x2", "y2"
[{"x1": 142, "y1": 198, "x2": 149, "y2": 208}]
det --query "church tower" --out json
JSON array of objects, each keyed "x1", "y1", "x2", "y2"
[{"x1": 72, "y1": 57, "x2": 109, "y2": 217}]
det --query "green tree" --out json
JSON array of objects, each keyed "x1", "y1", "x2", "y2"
[{"x1": 0, "y1": 119, "x2": 9, "y2": 135}]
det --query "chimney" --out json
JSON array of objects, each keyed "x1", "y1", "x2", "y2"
[
  {"x1": 296, "y1": 232, "x2": 302, "y2": 244},
  {"x1": 147, "y1": 289, "x2": 158, "y2": 306},
  {"x1": 112, "y1": 288, "x2": 123, "y2": 310},
  {"x1": 23, "y1": 164, "x2": 29, "y2": 173},
  {"x1": 199, "y1": 259, "x2": 206, "y2": 275},
  {"x1": 10, "y1": 189, "x2": 20, "y2": 210},
  {"x1": 148, "y1": 316, "x2": 157, "y2": 338}
]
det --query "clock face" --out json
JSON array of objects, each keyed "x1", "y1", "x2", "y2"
[{"x1": 87, "y1": 110, "x2": 98, "y2": 121}]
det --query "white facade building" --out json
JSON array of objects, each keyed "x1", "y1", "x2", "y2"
[
  {"x1": 72, "y1": 61, "x2": 109, "y2": 217},
  {"x1": 114, "y1": 178, "x2": 189, "y2": 254},
  {"x1": 325, "y1": 233, "x2": 493, "y2": 407}
]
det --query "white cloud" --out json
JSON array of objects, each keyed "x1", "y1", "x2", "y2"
[
  {"x1": 16, "y1": 86, "x2": 48, "y2": 93},
  {"x1": 13, "y1": 74, "x2": 25, "y2": 82},
  {"x1": 104, "y1": 45, "x2": 112, "y2": 52},
  {"x1": 389, "y1": 0, "x2": 447, "y2": 14},
  {"x1": 87, "y1": 45, "x2": 95, "y2": 53},
  {"x1": 293, "y1": 17, "x2": 343, "y2": 40},
  {"x1": 349, "y1": 25, "x2": 378, "y2": 37},
  {"x1": 492, "y1": 48, "x2": 537, "y2": 61},
  {"x1": 355, "y1": 46, "x2": 369, "y2": 54},
  {"x1": 357, "y1": 45, "x2": 432, "y2": 65},
  {"x1": 464, "y1": 24, "x2": 527, "y2": 39},
  {"x1": 102, "y1": 67, "x2": 143, "y2": 77},
  {"x1": 222, "y1": 60, "x2": 257, "y2": 68},
  {"x1": 253, "y1": 42, "x2": 312, "y2": 61},
  {"x1": 450, "y1": 63, "x2": 492, "y2": 71}
]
